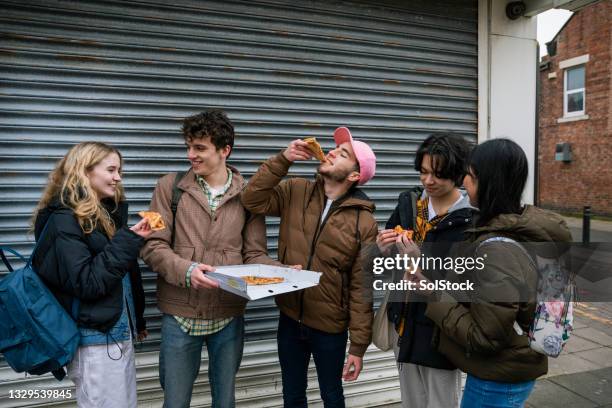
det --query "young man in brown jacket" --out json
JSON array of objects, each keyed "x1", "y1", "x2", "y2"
[
  {"x1": 241, "y1": 127, "x2": 378, "y2": 408},
  {"x1": 141, "y1": 110, "x2": 279, "y2": 408}
]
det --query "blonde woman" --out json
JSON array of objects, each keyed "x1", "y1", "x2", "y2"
[{"x1": 31, "y1": 142, "x2": 152, "y2": 407}]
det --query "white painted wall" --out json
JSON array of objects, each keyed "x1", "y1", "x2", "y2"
[{"x1": 478, "y1": 0, "x2": 538, "y2": 204}]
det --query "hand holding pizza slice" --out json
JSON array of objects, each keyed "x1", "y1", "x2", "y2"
[
  {"x1": 303, "y1": 137, "x2": 328, "y2": 162},
  {"x1": 138, "y1": 211, "x2": 166, "y2": 231},
  {"x1": 394, "y1": 225, "x2": 414, "y2": 241}
]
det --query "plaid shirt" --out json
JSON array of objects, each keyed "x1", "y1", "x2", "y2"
[{"x1": 173, "y1": 169, "x2": 234, "y2": 336}]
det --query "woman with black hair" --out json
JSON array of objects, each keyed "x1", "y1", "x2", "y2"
[
  {"x1": 376, "y1": 133, "x2": 475, "y2": 408},
  {"x1": 423, "y1": 138, "x2": 572, "y2": 407}
]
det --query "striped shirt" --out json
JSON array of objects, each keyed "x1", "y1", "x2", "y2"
[{"x1": 173, "y1": 169, "x2": 234, "y2": 336}]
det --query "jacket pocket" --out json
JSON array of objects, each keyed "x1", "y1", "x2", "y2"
[{"x1": 163, "y1": 284, "x2": 190, "y2": 304}]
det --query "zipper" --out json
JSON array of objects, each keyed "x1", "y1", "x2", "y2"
[
  {"x1": 305, "y1": 207, "x2": 334, "y2": 269},
  {"x1": 299, "y1": 205, "x2": 337, "y2": 323},
  {"x1": 340, "y1": 272, "x2": 346, "y2": 309}
]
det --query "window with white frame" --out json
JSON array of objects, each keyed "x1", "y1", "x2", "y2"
[{"x1": 564, "y1": 65, "x2": 585, "y2": 116}]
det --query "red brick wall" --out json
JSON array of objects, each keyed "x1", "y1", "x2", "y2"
[{"x1": 538, "y1": 0, "x2": 612, "y2": 216}]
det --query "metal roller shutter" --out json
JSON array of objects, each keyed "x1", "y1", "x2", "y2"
[{"x1": 0, "y1": 0, "x2": 477, "y2": 406}]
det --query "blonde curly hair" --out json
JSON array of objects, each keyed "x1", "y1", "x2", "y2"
[{"x1": 33, "y1": 142, "x2": 126, "y2": 237}]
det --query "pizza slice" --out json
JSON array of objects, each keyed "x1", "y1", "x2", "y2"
[
  {"x1": 138, "y1": 211, "x2": 166, "y2": 231},
  {"x1": 394, "y1": 225, "x2": 414, "y2": 240},
  {"x1": 303, "y1": 137, "x2": 327, "y2": 162},
  {"x1": 241, "y1": 276, "x2": 285, "y2": 286}
]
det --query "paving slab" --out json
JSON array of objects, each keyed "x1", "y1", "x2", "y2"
[
  {"x1": 586, "y1": 320, "x2": 612, "y2": 338},
  {"x1": 526, "y1": 379, "x2": 598, "y2": 408},
  {"x1": 574, "y1": 315, "x2": 591, "y2": 329},
  {"x1": 545, "y1": 353, "x2": 605, "y2": 377},
  {"x1": 550, "y1": 367, "x2": 612, "y2": 406},
  {"x1": 562, "y1": 335, "x2": 602, "y2": 354},
  {"x1": 574, "y1": 348, "x2": 612, "y2": 367},
  {"x1": 573, "y1": 328, "x2": 612, "y2": 347}
]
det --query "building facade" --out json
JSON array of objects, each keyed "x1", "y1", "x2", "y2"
[{"x1": 538, "y1": 0, "x2": 612, "y2": 216}]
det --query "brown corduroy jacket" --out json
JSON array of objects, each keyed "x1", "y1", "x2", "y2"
[
  {"x1": 141, "y1": 166, "x2": 278, "y2": 319},
  {"x1": 241, "y1": 152, "x2": 378, "y2": 357}
]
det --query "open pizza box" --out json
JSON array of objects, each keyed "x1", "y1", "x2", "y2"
[{"x1": 207, "y1": 264, "x2": 322, "y2": 301}]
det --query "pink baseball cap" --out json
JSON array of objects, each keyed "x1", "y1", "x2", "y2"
[{"x1": 333, "y1": 127, "x2": 376, "y2": 185}]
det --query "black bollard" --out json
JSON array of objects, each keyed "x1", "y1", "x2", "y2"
[{"x1": 582, "y1": 206, "x2": 591, "y2": 245}]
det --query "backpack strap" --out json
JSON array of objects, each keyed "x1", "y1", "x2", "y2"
[
  {"x1": 478, "y1": 236, "x2": 538, "y2": 337},
  {"x1": 397, "y1": 189, "x2": 420, "y2": 230},
  {"x1": 0, "y1": 249, "x2": 11, "y2": 272},
  {"x1": 478, "y1": 236, "x2": 536, "y2": 269},
  {"x1": 1, "y1": 213, "x2": 56, "y2": 274},
  {"x1": 0, "y1": 215, "x2": 56, "y2": 275},
  {"x1": 170, "y1": 171, "x2": 186, "y2": 249},
  {"x1": 27, "y1": 216, "x2": 56, "y2": 268},
  {"x1": 0, "y1": 247, "x2": 26, "y2": 273},
  {"x1": 410, "y1": 192, "x2": 418, "y2": 230}
]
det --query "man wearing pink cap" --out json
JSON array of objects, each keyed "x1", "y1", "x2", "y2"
[{"x1": 241, "y1": 127, "x2": 378, "y2": 407}]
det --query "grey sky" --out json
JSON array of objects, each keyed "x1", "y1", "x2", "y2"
[{"x1": 537, "y1": 9, "x2": 573, "y2": 58}]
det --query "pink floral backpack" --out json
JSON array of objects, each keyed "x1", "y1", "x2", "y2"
[{"x1": 479, "y1": 237, "x2": 574, "y2": 357}]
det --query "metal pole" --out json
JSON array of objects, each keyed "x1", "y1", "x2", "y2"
[{"x1": 582, "y1": 206, "x2": 591, "y2": 245}]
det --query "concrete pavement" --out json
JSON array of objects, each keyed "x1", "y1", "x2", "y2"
[
  {"x1": 563, "y1": 216, "x2": 612, "y2": 243},
  {"x1": 527, "y1": 302, "x2": 612, "y2": 407}
]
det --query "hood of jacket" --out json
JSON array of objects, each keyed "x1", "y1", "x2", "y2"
[{"x1": 470, "y1": 205, "x2": 572, "y2": 243}]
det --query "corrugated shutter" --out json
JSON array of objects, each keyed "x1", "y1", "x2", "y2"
[{"x1": 0, "y1": 0, "x2": 477, "y2": 406}]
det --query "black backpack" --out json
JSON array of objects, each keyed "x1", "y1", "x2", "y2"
[{"x1": 169, "y1": 171, "x2": 186, "y2": 248}]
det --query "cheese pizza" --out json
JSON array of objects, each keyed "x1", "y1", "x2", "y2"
[
  {"x1": 138, "y1": 211, "x2": 166, "y2": 231},
  {"x1": 303, "y1": 137, "x2": 327, "y2": 162},
  {"x1": 241, "y1": 276, "x2": 285, "y2": 286},
  {"x1": 394, "y1": 225, "x2": 414, "y2": 240}
]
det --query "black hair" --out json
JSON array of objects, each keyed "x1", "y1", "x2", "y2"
[
  {"x1": 469, "y1": 138, "x2": 528, "y2": 226},
  {"x1": 414, "y1": 133, "x2": 471, "y2": 186},
  {"x1": 182, "y1": 109, "x2": 235, "y2": 158}
]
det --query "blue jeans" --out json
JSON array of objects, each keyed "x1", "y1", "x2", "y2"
[
  {"x1": 277, "y1": 312, "x2": 348, "y2": 408},
  {"x1": 461, "y1": 374, "x2": 535, "y2": 408},
  {"x1": 159, "y1": 314, "x2": 244, "y2": 408}
]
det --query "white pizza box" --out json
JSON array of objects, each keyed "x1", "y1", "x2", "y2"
[{"x1": 207, "y1": 264, "x2": 322, "y2": 301}]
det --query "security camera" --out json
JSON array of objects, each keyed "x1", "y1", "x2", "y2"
[{"x1": 506, "y1": 1, "x2": 526, "y2": 20}]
